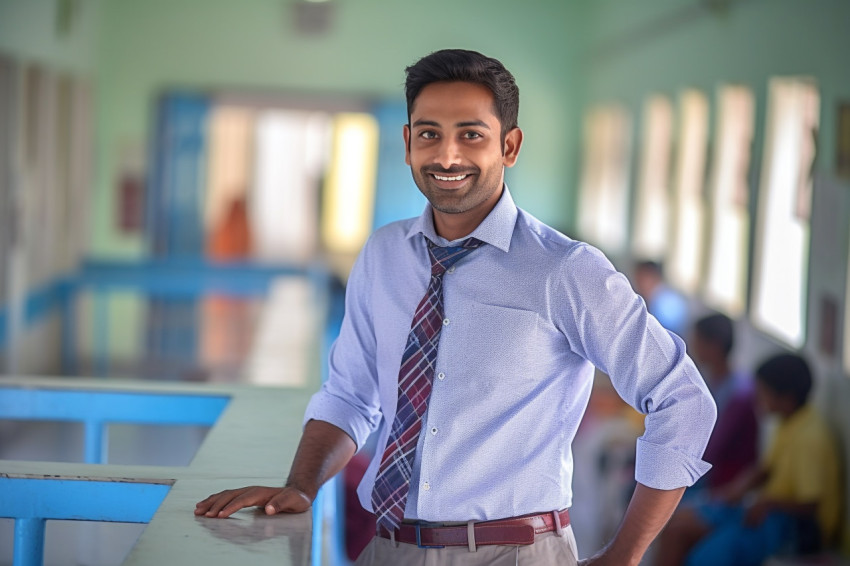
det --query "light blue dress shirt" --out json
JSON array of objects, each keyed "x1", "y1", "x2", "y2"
[{"x1": 304, "y1": 187, "x2": 716, "y2": 523}]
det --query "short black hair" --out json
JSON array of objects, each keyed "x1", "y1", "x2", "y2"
[
  {"x1": 755, "y1": 353, "x2": 813, "y2": 408},
  {"x1": 635, "y1": 260, "x2": 664, "y2": 277},
  {"x1": 404, "y1": 49, "x2": 519, "y2": 143},
  {"x1": 694, "y1": 313, "x2": 734, "y2": 355}
]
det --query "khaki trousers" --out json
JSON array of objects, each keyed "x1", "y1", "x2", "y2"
[{"x1": 354, "y1": 527, "x2": 579, "y2": 566}]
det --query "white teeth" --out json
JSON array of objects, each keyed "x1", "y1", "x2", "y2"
[{"x1": 434, "y1": 174, "x2": 467, "y2": 181}]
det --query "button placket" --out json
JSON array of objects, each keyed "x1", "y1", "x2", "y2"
[{"x1": 420, "y1": 252, "x2": 461, "y2": 504}]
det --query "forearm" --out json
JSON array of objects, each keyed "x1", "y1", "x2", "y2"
[
  {"x1": 596, "y1": 483, "x2": 685, "y2": 566},
  {"x1": 286, "y1": 419, "x2": 357, "y2": 500}
]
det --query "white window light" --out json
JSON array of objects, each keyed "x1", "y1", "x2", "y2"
[
  {"x1": 703, "y1": 85, "x2": 755, "y2": 317},
  {"x1": 751, "y1": 77, "x2": 819, "y2": 348}
]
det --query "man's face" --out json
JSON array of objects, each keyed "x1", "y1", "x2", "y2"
[{"x1": 403, "y1": 81, "x2": 521, "y2": 224}]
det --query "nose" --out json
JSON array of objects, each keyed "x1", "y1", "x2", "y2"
[{"x1": 433, "y1": 137, "x2": 462, "y2": 169}]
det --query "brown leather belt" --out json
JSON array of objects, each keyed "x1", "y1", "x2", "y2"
[{"x1": 377, "y1": 509, "x2": 570, "y2": 548}]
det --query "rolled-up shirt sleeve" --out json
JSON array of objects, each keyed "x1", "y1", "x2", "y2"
[
  {"x1": 561, "y1": 244, "x2": 716, "y2": 489},
  {"x1": 303, "y1": 239, "x2": 382, "y2": 450}
]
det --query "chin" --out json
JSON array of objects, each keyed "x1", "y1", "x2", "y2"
[{"x1": 429, "y1": 196, "x2": 474, "y2": 215}]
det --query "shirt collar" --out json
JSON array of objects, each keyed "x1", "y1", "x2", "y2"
[{"x1": 405, "y1": 185, "x2": 518, "y2": 252}]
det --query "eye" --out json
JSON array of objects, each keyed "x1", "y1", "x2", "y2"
[
  {"x1": 419, "y1": 130, "x2": 438, "y2": 140},
  {"x1": 463, "y1": 131, "x2": 483, "y2": 140}
]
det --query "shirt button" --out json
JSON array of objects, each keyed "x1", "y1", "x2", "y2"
[
  {"x1": 437, "y1": 372, "x2": 445, "y2": 380},
  {"x1": 443, "y1": 318, "x2": 450, "y2": 326},
  {"x1": 423, "y1": 482, "x2": 431, "y2": 491},
  {"x1": 447, "y1": 266, "x2": 456, "y2": 273},
  {"x1": 430, "y1": 427, "x2": 438, "y2": 435}
]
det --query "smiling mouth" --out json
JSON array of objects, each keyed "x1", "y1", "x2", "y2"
[{"x1": 432, "y1": 173, "x2": 469, "y2": 181}]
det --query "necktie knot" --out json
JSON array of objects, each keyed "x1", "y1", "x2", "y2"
[{"x1": 427, "y1": 237, "x2": 484, "y2": 276}]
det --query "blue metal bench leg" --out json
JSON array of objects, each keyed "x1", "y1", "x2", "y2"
[
  {"x1": 14, "y1": 517, "x2": 46, "y2": 566},
  {"x1": 84, "y1": 420, "x2": 107, "y2": 464}
]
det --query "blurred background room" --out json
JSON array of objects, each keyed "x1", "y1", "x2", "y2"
[{"x1": 1, "y1": 0, "x2": 850, "y2": 564}]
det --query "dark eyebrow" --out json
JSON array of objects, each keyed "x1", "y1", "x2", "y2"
[
  {"x1": 410, "y1": 119, "x2": 491, "y2": 130},
  {"x1": 411, "y1": 119, "x2": 440, "y2": 128},
  {"x1": 457, "y1": 120, "x2": 490, "y2": 129}
]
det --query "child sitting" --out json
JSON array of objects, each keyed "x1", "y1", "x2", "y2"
[{"x1": 657, "y1": 353, "x2": 841, "y2": 566}]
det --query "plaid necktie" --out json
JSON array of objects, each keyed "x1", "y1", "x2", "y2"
[{"x1": 371, "y1": 236, "x2": 484, "y2": 533}]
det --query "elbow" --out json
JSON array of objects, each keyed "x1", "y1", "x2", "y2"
[{"x1": 706, "y1": 390, "x2": 718, "y2": 430}]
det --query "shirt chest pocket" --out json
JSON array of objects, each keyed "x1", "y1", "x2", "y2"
[{"x1": 449, "y1": 303, "x2": 541, "y2": 384}]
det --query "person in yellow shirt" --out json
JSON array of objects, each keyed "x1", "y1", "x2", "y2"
[{"x1": 657, "y1": 353, "x2": 841, "y2": 566}]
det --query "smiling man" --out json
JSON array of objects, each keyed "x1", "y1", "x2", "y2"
[
  {"x1": 195, "y1": 49, "x2": 716, "y2": 566},
  {"x1": 403, "y1": 80, "x2": 519, "y2": 240}
]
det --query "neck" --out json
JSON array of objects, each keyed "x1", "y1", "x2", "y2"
[
  {"x1": 779, "y1": 401, "x2": 804, "y2": 420},
  {"x1": 433, "y1": 212, "x2": 482, "y2": 241},
  {"x1": 432, "y1": 185, "x2": 503, "y2": 241}
]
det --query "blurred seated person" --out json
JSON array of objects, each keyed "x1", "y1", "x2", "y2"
[
  {"x1": 633, "y1": 260, "x2": 688, "y2": 337},
  {"x1": 689, "y1": 314, "x2": 758, "y2": 494},
  {"x1": 657, "y1": 353, "x2": 841, "y2": 566}
]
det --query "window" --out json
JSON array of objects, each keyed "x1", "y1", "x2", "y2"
[
  {"x1": 751, "y1": 78, "x2": 819, "y2": 348},
  {"x1": 252, "y1": 109, "x2": 330, "y2": 262},
  {"x1": 667, "y1": 89, "x2": 709, "y2": 294},
  {"x1": 703, "y1": 86, "x2": 755, "y2": 316},
  {"x1": 577, "y1": 105, "x2": 632, "y2": 254},
  {"x1": 321, "y1": 113, "x2": 379, "y2": 255},
  {"x1": 632, "y1": 95, "x2": 674, "y2": 261}
]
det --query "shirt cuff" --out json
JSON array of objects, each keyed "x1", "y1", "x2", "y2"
[
  {"x1": 634, "y1": 437, "x2": 712, "y2": 489},
  {"x1": 303, "y1": 392, "x2": 374, "y2": 451}
]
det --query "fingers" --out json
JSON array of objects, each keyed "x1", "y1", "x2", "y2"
[
  {"x1": 194, "y1": 490, "x2": 232, "y2": 516},
  {"x1": 194, "y1": 486, "x2": 272, "y2": 518},
  {"x1": 194, "y1": 486, "x2": 313, "y2": 518},
  {"x1": 194, "y1": 488, "x2": 242, "y2": 517}
]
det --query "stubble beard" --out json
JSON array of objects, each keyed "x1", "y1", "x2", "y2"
[{"x1": 413, "y1": 165, "x2": 503, "y2": 215}]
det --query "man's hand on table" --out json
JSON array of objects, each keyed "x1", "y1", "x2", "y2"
[{"x1": 194, "y1": 485, "x2": 313, "y2": 518}]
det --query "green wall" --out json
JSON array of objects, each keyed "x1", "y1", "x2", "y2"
[
  {"x1": 580, "y1": 0, "x2": 850, "y2": 175},
  {"x1": 0, "y1": 0, "x2": 101, "y2": 73},
  {"x1": 94, "y1": 0, "x2": 582, "y2": 256}
]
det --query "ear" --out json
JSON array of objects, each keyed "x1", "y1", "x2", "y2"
[
  {"x1": 502, "y1": 127, "x2": 523, "y2": 167},
  {"x1": 403, "y1": 124, "x2": 411, "y2": 165}
]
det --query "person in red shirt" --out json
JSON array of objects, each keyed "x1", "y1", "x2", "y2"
[{"x1": 689, "y1": 314, "x2": 758, "y2": 493}]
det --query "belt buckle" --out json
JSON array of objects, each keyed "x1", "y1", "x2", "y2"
[{"x1": 414, "y1": 521, "x2": 445, "y2": 549}]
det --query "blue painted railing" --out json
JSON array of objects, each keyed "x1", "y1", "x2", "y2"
[
  {"x1": 0, "y1": 258, "x2": 331, "y2": 371},
  {"x1": 0, "y1": 387, "x2": 228, "y2": 565},
  {"x1": 62, "y1": 259, "x2": 332, "y2": 376},
  {"x1": 0, "y1": 278, "x2": 69, "y2": 349},
  {"x1": 0, "y1": 388, "x2": 228, "y2": 464},
  {"x1": 0, "y1": 477, "x2": 172, "y2": 566}
]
